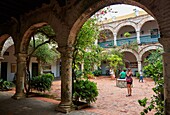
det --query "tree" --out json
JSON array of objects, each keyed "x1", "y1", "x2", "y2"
[
  {"x1": 25, "y1": 25, "x2": 60, "y2": 94},
  {"x1": 138, "y1": 49, "x2": 164, "y2": 115},
  {"x1": 101, "y1": 49, "x2": 124, "y2": 74},
  {"x1": 73, "y1": 18, "x2": 102, "y2": 78}
]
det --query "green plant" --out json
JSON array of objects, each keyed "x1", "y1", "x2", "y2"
[
  {"x1": 93, "y1": 70, "x2": 102, "y2": 76},
  {"x1": 136, "y1": 72, "x2": 140, "y2": 78},
  {"x1": 124, "y1": 32, "x2": 131, "y2": 37},
  {"x1": 41, "y1": 73, "x2": 54, "y2": 81},
  {"x1": 31, "y1": 74, "x2": 53, "y2": 92},
  {"x1": 0, "y1": 79, "x2": 14, "y2": 90},
  {"x1": 73, "y1": 79, "x2": 98, "y2": 104},
  {"x1": 138, "y1": 49, "x2": 164, "y2": 115}
]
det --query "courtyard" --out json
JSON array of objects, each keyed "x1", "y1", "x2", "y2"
[{"x1": 0, "y1": 76, "x2": 155, "y2": 115}]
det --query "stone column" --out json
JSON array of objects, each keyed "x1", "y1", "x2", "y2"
[
  {"x1": 113, "y1": 33, "x2": 117, "y2": 46},
  {"x1": 56, "y1": 46, "x2": 74, "y2": 113},
  {"x1": 137, "y1": 60, "x2": 142, "y2": 72},
  {"x1": 136, "y1": 30, "x2": 141, "y2": 44},
  {"x1": 159, "y1": 38, "x2": 170, "y2": 115},
  {"x1": 12, "y1": 53, "x2": 27, "y2": 99}
]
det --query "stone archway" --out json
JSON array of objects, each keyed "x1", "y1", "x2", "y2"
[
  {"x1": 139, "y1": 44, "x2": 163, "y2": 60},
  {"x1": 0, "y1": 0, "x2": 169, "y2": 114}
]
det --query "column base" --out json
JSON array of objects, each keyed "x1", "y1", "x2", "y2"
[
  {"x1": 12, "y1": 92, "x2": 26, "y2": 100},
  {"x1": 56, "y1": 103, "x2": 75, "y2": 113}
]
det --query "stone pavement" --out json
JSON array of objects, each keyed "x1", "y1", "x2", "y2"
[
  {"x1": 0, "y1": 92, "x2": 98, "y2": 115},
  {"x1": 0, "y1": 77, "x2": 155, "y2": 115}
]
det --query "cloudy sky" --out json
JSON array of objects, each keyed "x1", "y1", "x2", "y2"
[{"x1": 98, "y1": 4, "x2": 146, "y2": 21}]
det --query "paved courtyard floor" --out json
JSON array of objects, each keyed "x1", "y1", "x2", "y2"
[{"x1": 0, "y1": 76, "x2": 155, "y2": 115}]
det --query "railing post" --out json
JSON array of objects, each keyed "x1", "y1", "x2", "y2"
[
  {"x1": 136, "y1": 30, "x2": 141, "y2": 44},
  {"x1": 113, "y1": 33, "x2": 117, "y2": 46}
]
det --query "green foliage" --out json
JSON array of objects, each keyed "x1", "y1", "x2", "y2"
[
  {"x1": 0, "y1": 79, "x2": 14, "y2": 90},
  {"x1": 120, "y1": 41, "x2": 138, "y2": 51},
  {"x1": 37, "y1": 25, "x2": 55, "y2": 36},
  {"x1": 73, "y1": 18, "x2": 102, "y2": 77},
  {"x1": 31, "y1": 74, "x2": 53, "y2": 92},
  {"x1": 101, "y1": 49, "x2": 123, "y2": 72},
  {"x1": 41, "y1": 73, "x2": 54, "y2": 81},
  {"x1": 73, "y1": 79, "x2": 98, "y2": 104},
  {"x1": 93, "y1": 70, "x2": 102, "y2": 76},
  {"x1": 136, "y1": 72, "x2": 140, "y2": 78},
  {"x1": 138, "y1": 97, "x2": 148, "y2": 107},
  {"x1": 101, "y1": 49, "x2": 123, "y2": 73},
  {"x1": 138, "y1": 49, "x2": 164, "y2": 115},
  {"x1": 124, "y1": 32, "x2": 131, "y2": 37},
  {"x1": 31, "y1": 37, "x2": 59, "y2": 64}
]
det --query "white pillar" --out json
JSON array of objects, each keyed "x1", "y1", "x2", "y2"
[
  {"x1": 95, "y1": 39, "x2": 98, "y2": 45},
  {"x1": 113, "y1": 33, "x2": 117, "y2": 46},
  {"x1": 137, "y1": 60, "x2": 142, "y2": 72},
  {"x1": 136, "y1": 30, "x2": 141, "y2": 44}
]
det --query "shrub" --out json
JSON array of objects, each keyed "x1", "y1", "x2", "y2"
[
  {"x1": 0, "y1": 79, "x2": 14, "y2": 90},
  {"x1": 136, "y1": 72, "x2": 140, "y2": 78},
  {"x1": 41, "y1": 73, "x2": 54, "y2": 81},
  {"x1": 73, "y1": 79, "x2": 98, "y2": 104},
  {"x1": 93, "y1": 70, "x2": 102, "y2": 76},
  {"x1": 31, "y1": 74, "x2": 53, "y2": 92}
]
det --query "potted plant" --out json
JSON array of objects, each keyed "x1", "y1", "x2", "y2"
[
  {"x1": 73, "y1": 79, "x2": 98, "y2": 109},
  {"x1": 124, "y1": 32, "x2": 131, "y2": 37}
]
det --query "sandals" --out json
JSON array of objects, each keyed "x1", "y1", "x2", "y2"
[{"x1": 126, "y1": 94, "x2": 132, "y2": 97}]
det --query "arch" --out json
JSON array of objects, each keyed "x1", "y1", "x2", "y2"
[
  {"x1": 99, "y1": 25, "x2": 114, "y2": 34},
  {"x1": 0, "y1": 34, "x2": 11, "y2": 50},
  {"x1": 120, "y1": 49, "x2": 139, "y2": 61},
  {"x1": 139, "y1": 44, "x2": 163, "y2": 60},
  {"x1": 114, "y1": 21, "x2": 137, "y2": 34},
  {"x1": 67, "y1": 0, "x2": 155, "y2": 45},
  {"x1": 1, "y1": 37, "x2": 14, "y2": 57},
  {"x1": 138, "y1": 16, "x2": 155, "y2": 30},
  {"x1": 20, "y1": 22, "x2": 48, "y2": 53},
  {"x1": 99, "y1": 29, "x2": 114, "y2": 40}
]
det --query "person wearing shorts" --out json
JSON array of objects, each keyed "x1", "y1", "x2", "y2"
[{"x1": 126, "y1": 68, "x2": 133, "y2": 97}]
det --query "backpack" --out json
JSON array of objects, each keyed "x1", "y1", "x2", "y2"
[{"x1": 126, "y1": 76, "x2": 132, "y2": 82}]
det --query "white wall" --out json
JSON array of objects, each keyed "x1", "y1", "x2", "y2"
[
  {"x1": 2, "y1": 45, "x2": 61, "y2": 81},
  {"x1": 2, "y1": 45, "x2": 16, "y2": 81}
]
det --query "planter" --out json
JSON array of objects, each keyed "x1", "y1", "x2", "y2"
[{"x1": 73, "y1": 101, "x2": 90, "y2": 110}]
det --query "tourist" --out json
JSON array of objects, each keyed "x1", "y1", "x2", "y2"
[
  {"x1": 126, "y1": 68, "x2": 133, "y2": 97},
  {"x1": 119, "y1": 69, "x2": 126, "y2": 79},
  {"x1": 139, "y1": 70, "x2": 144, "y2": 82},
  {"x1": 109, "y1": 68, "x2": 115, "y2": 80}
]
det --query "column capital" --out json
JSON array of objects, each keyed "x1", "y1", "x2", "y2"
[
  {"x1": 16, "y1": 53, "x2": 27, "y2": 62},
  {"x1": 58, "y1": 46, "x2": 74, "y2": 52},
  {"x1": 0, "y1": 56, "x2": 4, "y2": 61},
  {"x1": 158, "y1": 38, "x2": 170, "y2": 52},
  {"x1": 113, "y1": 32, "x2": 117, "y2": 36},
  {"x1": 58, "y1": 46, "x2": 74, "y2": 58}
]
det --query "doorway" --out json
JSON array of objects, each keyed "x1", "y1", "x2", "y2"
[
  {"x1": 1, "y1": 62, "x2": 7, "y2": 81},
  {"x1": 32, "y1": 63, "x2": 38, "y2": 77}
]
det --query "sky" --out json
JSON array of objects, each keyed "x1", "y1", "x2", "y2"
[{"x1": 97, "y1": 4, "x2": 146, "y2": 21}]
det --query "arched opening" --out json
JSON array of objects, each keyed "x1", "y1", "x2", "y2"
[
  {"x1": 117, "y1": 25, "x2": 136, "y2": 46},
  {"x1": 140, "y1": 20, "x2": 160, "y2": 44},
  {"x1": 68, "y1": 3, "x2": 160, "y2": 114},
  {"x1": 99, "y1": 29, "x2": 113, "y2": 42},
  {"x1": 122, "y1": 51, "x2": 138, "y2": 75}
]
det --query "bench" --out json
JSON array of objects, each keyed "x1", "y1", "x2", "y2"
[{"x1": 116, "y1": 79, "x2": 127, "y2": 88}]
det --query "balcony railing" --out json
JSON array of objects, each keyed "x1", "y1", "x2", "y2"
[
  {"x1": 117, "y1": 37, "x2": 137, "y2": 46},
  {"x1": 98, "y1": 40, "x2": 114, "y2": 48},
  {"x1": 140, "y1": 34, "x2": 159, "y2": 44},
  {"x1": 98, "y1": 34, "x2": 160, "y2": 48}
]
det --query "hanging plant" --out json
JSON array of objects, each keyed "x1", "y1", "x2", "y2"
[{"x1": 124, "y1": 32, "x2": 131, "y2": 37}]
